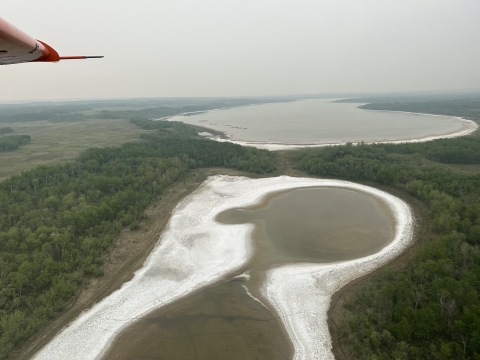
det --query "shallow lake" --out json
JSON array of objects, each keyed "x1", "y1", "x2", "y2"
[
  {"x1": 219, "y1": 187, "x2": 395, "y2": 264},
  {"x1": 169, "y1": 99, "x2": 464, "y2": 145},
  {"x1": 103, "y1": 187, "x2": 395, "y2": 360}
]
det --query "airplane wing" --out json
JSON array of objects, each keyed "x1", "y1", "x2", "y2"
[{"x1": 0, "y1": 17, "x2": 103, "y2": 65}]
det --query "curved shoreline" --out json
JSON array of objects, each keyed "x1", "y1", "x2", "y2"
[
  {"x1": 192, "y1": 110, "x2": 478, "y2": 151},
  {"x1": 261, "y1": 181, "x2": 414, "y2": 359},
  {"x1": 33, "y1": 176, "x2": 413, "y2": 360}
]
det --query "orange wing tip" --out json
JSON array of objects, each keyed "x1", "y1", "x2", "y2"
[{"x1": 33, "y1": 40, "x2": 60, "y2": 62}]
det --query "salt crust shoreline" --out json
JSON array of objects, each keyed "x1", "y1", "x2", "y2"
[
  {"x1": 200, "y1": 113, "x2": 478, "y2": 151},
  {"x1": 33, "y1": 176, "x2": 413, "y2": 360}
]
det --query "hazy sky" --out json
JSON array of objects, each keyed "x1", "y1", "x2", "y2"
[{"x1": 1, "y1": 0, "x2": 480, "y2": 101}]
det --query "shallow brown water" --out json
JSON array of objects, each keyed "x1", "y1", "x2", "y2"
[
  {"x1": 103, "y1": 280, "x2": 291, "y2": 360},
  {"x1": 103, "y1": 187, "x2": 395, "y2": 360},
  {"x1": 219, "y1": 187, "x2": 395, "y2": 264}
]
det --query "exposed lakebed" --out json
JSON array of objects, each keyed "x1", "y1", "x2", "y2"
[
  {"x1": 219, "y1": 187, "x2": 395, "y2": 263},
  {"x1": 34, "y1": 176, "x2": 413, "y2": 360},
  {"x1": 103, "y1": 187, "x2": 396, "y2": 360}
]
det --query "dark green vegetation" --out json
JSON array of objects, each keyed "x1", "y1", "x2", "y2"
[
  {"x1": 0, "y1": 127, "x2": 14, "y2": 135},
  {"x1": 297, "y1": 138, "x2": 480, "y2": 359},
  {"x1": 130, "y1": 117, "x2": 219, "y2": 137},
  {"x1": 377, "y1": 138, "x2": 480, "y2": 165},
  {"x1": 0, "y1": 135, "x2": 31, "y2": 152},
  {"x1": 0, "y1": 120, "x2": 276, "y2": 359}
]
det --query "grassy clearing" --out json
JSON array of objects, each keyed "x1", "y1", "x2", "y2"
[{"x1": 0, "y1": 119, "x2": 153, "y2": 181}]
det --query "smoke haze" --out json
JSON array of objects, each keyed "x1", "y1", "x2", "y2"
[{"x1": 1, "y1": 0, "x2": 479, "y2": 101}]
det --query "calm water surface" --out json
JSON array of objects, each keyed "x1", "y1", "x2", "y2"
[
  {"x1": 169, "y1": 99, "x2": 463, "y2": 145},
  {"x1": 104, "y1": 187, "x2": 395, "y2": 360},
  {"x1": 219, "y1": 187, "x2": 395, "y2": 264}
]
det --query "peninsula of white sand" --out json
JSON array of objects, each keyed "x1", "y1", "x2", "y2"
[{"x1": 33, "y1": 176, "x2": 414, "y2": 360}]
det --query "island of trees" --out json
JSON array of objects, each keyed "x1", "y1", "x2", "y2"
[{"x1": 0, "y1": 135, "x2": 31, "y2": 152}]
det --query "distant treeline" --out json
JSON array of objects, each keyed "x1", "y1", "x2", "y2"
[
  {"x1": 0, "y1": 135, "x2": 31, "y2": 152},
  {"x1": 0, "y1": 103, "x2": 91, "y2": 123},
  {"x1": 355, "y1": 137, "x2": 480, "y2": 165},
  {"x1": 334, "y1": 92, "x2": 480, "y2": 104},
  {"x1": 88, "y1": 98, "x2": 290, "y2": 120},
  {"x1": 0, "y1": 121, "x2": 276, "y2": 358},
  {"x1": 0, "y1": 127, "x2": 14, "y2": 135},
  {"x1": 0, "y1": 98, "x2": 291, "y2": 123},
  {"x1": 0, "y1": 112, "x2": 87, "y2": 123},
  {"x1": 358, "y1": 99, "x2": 480, "y2": 121},
  {"x1": 296, "y1": 139, "x2": 480, "y2": 359}
]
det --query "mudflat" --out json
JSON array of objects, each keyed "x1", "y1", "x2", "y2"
[
  {"x1": 219, "y1": 187, "x2": 395, "y2": 263},
  {"x1": 103, "y1": 186, "x2": 395, "y2": 360},
  {"x1": 103, "y1": 280, "x2": 292, "y2": 360}
]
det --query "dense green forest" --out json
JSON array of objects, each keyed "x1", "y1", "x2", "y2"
[
  {"x1": 296, "y1": 140, "x2": 480, "y2": 359},
  {"x1": 130, "y1": 116, "x2": 214, "y2": 137},
  {"x1": 0, "y1": 127, "x2": 14, "y2": 135},
  {"x1": 352, "y1": 137, "x2": 480, "y2": 165},
  {"x1": 0, "y1": 121, "x2": 276, "y2": 359},
  {"x1": 0, "y1": 135, "x2": 31, "y2": 152}
]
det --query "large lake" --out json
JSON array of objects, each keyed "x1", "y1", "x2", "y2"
[{"x1": 169, "y1": 99, "x2": 465, "y2": 146}]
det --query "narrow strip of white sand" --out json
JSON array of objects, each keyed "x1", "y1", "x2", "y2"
[
  {"x1": 201, "y1": 114, "x2": 477, "y2": 151},
  {"x1": 33, "y1": 176, "x2": 413, "y2": 360}
]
